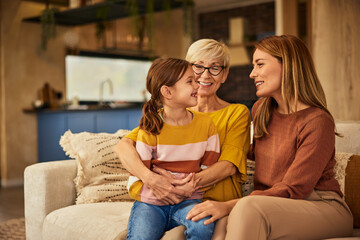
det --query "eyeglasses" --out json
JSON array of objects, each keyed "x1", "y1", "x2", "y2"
[{"x1": 191, "y1": 64, "x2": 225, "y2": 76}]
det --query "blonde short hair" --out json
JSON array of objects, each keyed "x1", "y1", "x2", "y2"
[{"x1": 185, "y1": 39, "x2": 230, "y2": 69}]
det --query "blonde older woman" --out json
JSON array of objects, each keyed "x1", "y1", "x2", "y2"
[{"x1": 114, "y1": 39, "x2": 250, "y2": 239}]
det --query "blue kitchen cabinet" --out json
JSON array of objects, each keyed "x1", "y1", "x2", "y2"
[
  {"x1": 95, "y1": 109, "x2": 142, "y2": 133},
  {"x1": 38, "y1": 113, "x2": 68, "y2": 163},
  {"x1": 37, "y1": 108, "x2": 142, "y2": 162},
  {"x1": 67, "y1": 112, "x2": 97, "y2": 133}
]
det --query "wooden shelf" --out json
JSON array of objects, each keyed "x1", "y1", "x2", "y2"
[
  {"x1": 23, "y1": 0, "x2": 69, "y2": 7},
  {"x1": 72, "y1": 49, "x2": 155, "y2": 59},
  {"x1": 22, "y1": 0, "x2": 185, "y2": 26}
]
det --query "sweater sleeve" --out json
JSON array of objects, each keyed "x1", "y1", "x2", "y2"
[
  {"x1": 124, "y1": 127, "x2": 139, "y2": 142},
  {"x1": 219, "y1": 106, "x2": 251, "y2": 182},
  {"x1": 251, "y1": 114, "x2": 335, "y2": 199},
  {"x1": 127, "y1": 130, "x2": 156, "y2": 201}
]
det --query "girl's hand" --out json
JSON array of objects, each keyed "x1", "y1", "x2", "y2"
[
  {"x1": 175, "y1": 173, "x2": 201, "y2": 196},
  {"x1": 186, "y1": 200, "x2": 236, "y2": 225},
  {"x1": 143, "y1": 171, "x2": 188, "y2": 205},
  {"x1": 153, "y1": 166, "x2": 199, "y2": 198}
]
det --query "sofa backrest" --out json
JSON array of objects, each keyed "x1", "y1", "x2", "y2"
[{"x1": 335, "y1": 121, "x2": 360, "y2": 155}]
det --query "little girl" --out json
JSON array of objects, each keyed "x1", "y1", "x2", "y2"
[{"x1": 126, "y1": 58, "x2": 220, "y2": 240}]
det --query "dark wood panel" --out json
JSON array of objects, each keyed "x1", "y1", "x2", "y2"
[{"x1": 23, "y1": 0, "x2": 69, "y2": 7}]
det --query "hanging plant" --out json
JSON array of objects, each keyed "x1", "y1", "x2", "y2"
[
  {"x1": 95, "y1": 4, "x2": 110, "y2": 48},
  {"x1": 144, "y1": 0, "x2": 155, "y2": 50},
  {"x1": 126, "y1": 0, "x2": 141, "y2": 47},
  {"x1": 126, "y1": 0, "x2": 195, "y2": 51},
  {"x1": 41, "y1": 6, "x2": 59, "y2": 51},
  {"x1": 182, "y1": 0, "x2": 195, "y2": 41}
]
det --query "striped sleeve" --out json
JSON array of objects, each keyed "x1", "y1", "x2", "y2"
[
  {"x1": 124, "y1": 127, "x2": 139, "y2": 142},
  {"x1": 127, "y1": 129, "x2": 156, "y2": 200}
]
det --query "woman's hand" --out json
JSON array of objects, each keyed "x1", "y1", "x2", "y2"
[
  {"x1": 175, "y1": 173, "x2": 201, "y2": 195},
  {"x1": 143, "y1": 170, "x2": 191, "y2": 205},
  {"x1": 186, "y1": 199, "x2": 238, "y2": 225},
  {"x1": 193, "y1": 161, "x2": 237, "y2": 189},
  {"x1": 152, "y1": 166, "x2": 198, "y2": 198}
]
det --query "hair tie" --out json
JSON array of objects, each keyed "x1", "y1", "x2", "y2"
[{"x1": 149, "y1": 97, "x2": 158, "y2": 106}]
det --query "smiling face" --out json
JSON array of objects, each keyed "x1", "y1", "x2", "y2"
[
  {"x1": 192, "y1": 59, "x2": 228, "y2": 98},
  {"x1": 169, "y1": 66, "x2": 199, "y2": 108},
  {"x1": 250, "y1": 49, "x2": 282, "y2": 100}
]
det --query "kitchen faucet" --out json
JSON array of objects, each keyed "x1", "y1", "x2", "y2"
[{"x1": 99, "y1": 78, "x2": 113, "y2": 106}]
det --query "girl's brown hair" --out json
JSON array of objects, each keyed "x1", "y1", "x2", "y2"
[
  {"x1": 253, "y1": 35, "x2": 337, "y2": 138},
  {"x1": 139, "y1": 58, "x2": 190, "y2": 135}
]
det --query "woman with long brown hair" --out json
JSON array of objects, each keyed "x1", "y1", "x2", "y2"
[{"x1": 187, "y1": 35, "x2": 353, "y2": 239}]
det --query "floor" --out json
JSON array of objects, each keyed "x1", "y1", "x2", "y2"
[{"x1": 0, "y1": 186, "x2": 24, "y2": 223}]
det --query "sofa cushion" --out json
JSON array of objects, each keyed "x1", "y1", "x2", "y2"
[
  {"x1": 43, "y1": 202, "x2": 186, "y2": 240},
  {"x1": 43, "y1": 202, "x2": 133, "y2": 240},
  {"x1": 60, "y1": 130, "x2": 133, "y2": 204},
  {"x1": 345, "y1": 154, "x2": 360, "y2": 228}
]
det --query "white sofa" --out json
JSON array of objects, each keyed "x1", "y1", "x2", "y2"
[{"x1": 24, "y1": 122, "x2": 360, "y2": 240}]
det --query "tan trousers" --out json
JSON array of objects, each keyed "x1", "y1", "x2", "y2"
[{"x1": 226, "y1": 190, "x2": 353, "y2": 240}]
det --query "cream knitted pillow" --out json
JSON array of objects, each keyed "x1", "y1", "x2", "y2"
[
  {"x1": 333, "y1": 152, "x2": 353, "y2": 195},
  {"x1": 60, "y1": 129, "x2": 133, "y2": 204},
  {"x1": 242, "y1": 159, "x2": 255, "y2": 197}
]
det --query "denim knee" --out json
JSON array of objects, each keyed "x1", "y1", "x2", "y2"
[
  {"x1": 171, "y1": 199, "x2": 215, "y2": 240},
  {"x1": 184, "y1": 217, "x2": 215, "y2": 240},
  {"x1": 127, "y1": 201, "x2": 167, "y2": 240}
]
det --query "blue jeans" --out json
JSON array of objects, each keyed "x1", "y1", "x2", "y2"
[{"x1": 127, "y1": 199, "x2": 214, "y2": 240}]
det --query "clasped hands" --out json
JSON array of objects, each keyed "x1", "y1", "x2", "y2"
[
  {"x1": 142, "y1": 165, "x2": 230, "y2": 225},
  {"x1": 144, "y1": 165, "x2": 200, "y2": 205}
]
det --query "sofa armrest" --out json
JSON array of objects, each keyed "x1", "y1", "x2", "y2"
[{"x1": 24, "y1": 160, "x2": 77, "y2": 240}]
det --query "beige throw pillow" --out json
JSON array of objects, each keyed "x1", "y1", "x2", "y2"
[
  {"x1": 242, "y1": 159, "x2": 255, "y2": 197},
  {"x1": 333, "y1": 152, "x2": 353, "y2": 195},
  {"x1": 60, "y1": 129, "x2": 133, "y2": 204}
]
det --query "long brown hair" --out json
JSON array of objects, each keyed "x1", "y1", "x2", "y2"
[
  {"x1": 139, "y1": 58, "x2": 190, "y2": 135},
  {"x1": 253, "y1": 35, "x2": 337, "y2": 138}
]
